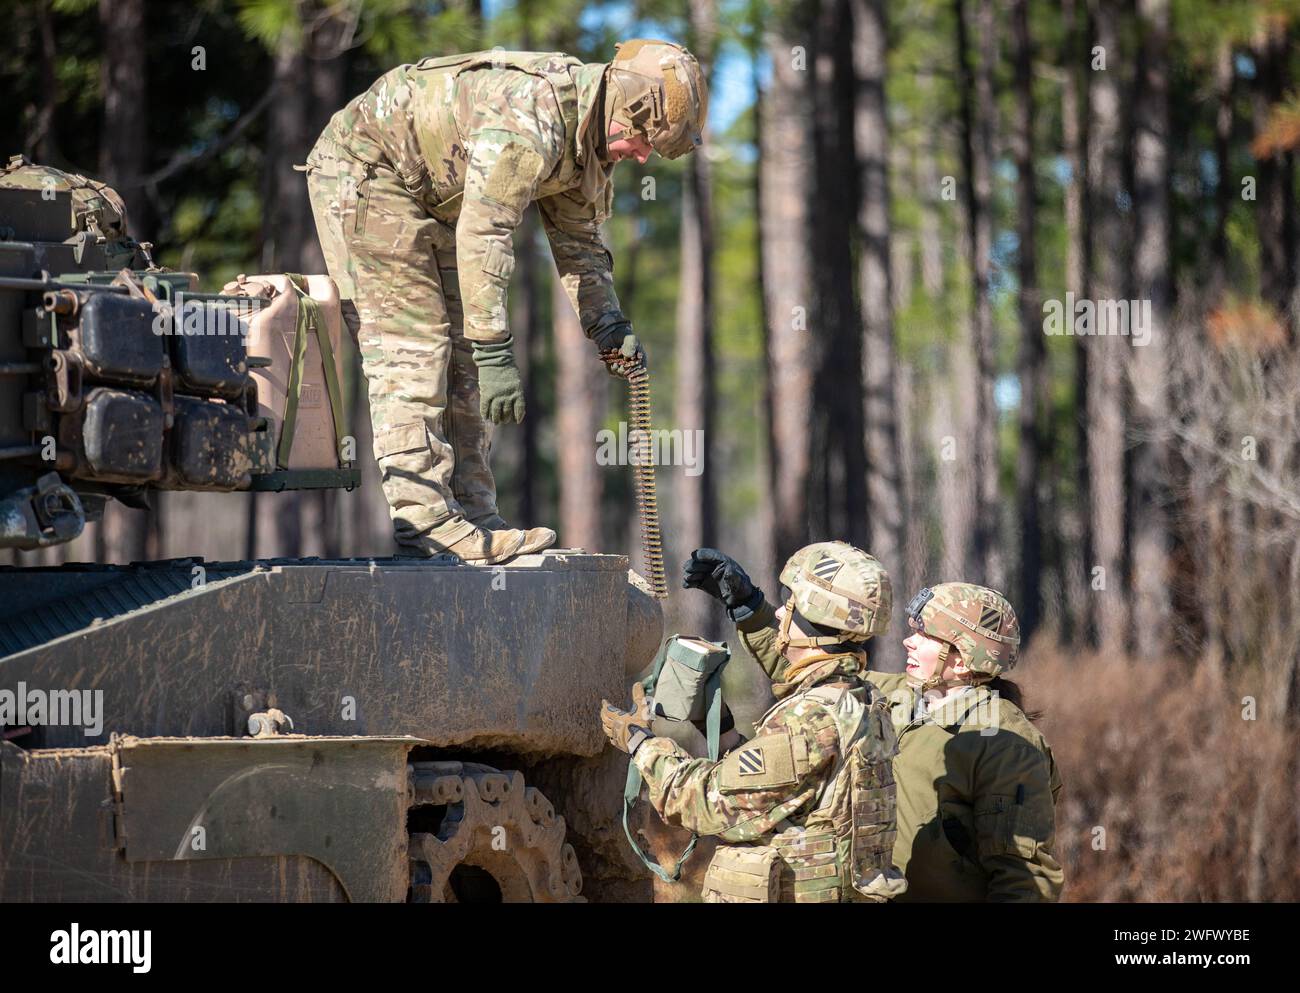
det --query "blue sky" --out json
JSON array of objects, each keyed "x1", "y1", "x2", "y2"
[{"x1": 482, "y1": 0, "x2": 759, "y2": 133}]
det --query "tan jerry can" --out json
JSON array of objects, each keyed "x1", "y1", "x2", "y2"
[{"x1": 222, "y1": 273, "x2": 347, "y2": 471}]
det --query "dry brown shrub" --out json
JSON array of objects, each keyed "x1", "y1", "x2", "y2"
[
  {"x1": 1250, "y1": 94, "x2": 1300, "y2": 159},
  {"x1": 1205, "y1": 298, "x2": 1287, "y2": 353},
  {"x1": 1016, "y1": 637, "x2": 1300, "y2": 902}
]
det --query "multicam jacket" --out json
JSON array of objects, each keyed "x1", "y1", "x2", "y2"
[
  {"x1": 318, "y1": 51, "x2": 628, "y2": 346},
  {"x1": 633, "y1": 652, "x2": 879, "y2": 844},
  {"x1": 739, "y1": 597, "x2": 1065, "y2": 902}
]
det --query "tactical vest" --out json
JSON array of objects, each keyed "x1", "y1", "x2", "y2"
[
  {"x1": 701, "y1": 678, "x2": 905, "y2": 904},
  {"x1": 333, "y1": 52, "x2": 587, "y2": 213}
]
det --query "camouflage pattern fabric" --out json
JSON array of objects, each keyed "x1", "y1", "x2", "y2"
[
  {"x1": 736, "y1": 595, "x2": 1063, "y2": 901},
  {"x1": 778, "y1": 541, "x2": 892, "y2": 641},
  {"x1": 316, "y1": 51, "x2": 626, "y2": 346},
  {"x1": 305, "y1": 51, "x2": 630, "y2": 541},
  {"x1": 1, "y1": 155, "x2": 149, "y2": 268},
  {"x1": 604, "y1": 39, "x2": 707, "y2": 160},
  {"x1": 911, "y1": 582, "x2": 1022, "y2": 679},
  {"x1": 307, "y1": 135, "x2": 492, "y2": 541},
  {"x1": 634, "y1": 650, "x2": 902, "y2": 903}
]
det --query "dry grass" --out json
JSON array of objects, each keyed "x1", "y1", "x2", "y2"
[{"x1": 1019, "y1": 638, "x2": 1300, "y2": 901}]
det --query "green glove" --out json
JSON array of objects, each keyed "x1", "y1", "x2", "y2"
[{"x1": 472, "y1": 336, "x2": 525, "y2": 425}]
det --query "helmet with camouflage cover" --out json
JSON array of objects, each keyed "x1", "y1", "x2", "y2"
[
  {"x1": 603, "y1": 39, "x2": 707, "y2": 160},
  {"x1": 904, "y1": 582, "x2": 1021, "y2": 683},
  {"x1": 0, "y1": 155, "x2": 150, "y2": 267},
  {"x1": 774, "y1": 541, "x2": 892, "y2": 653},
  {"x1": 1, "y1": 155, "x2": 129, "y2": 241}
]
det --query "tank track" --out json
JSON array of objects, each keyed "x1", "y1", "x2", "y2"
[{"x1": 407, "y1": 761, "x2": 583, "y2": 903}]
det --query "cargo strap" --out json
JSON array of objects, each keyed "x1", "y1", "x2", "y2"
[
  {"x1": 278, "y1": 273, "x2": 347, "y2": 469},
  {"x1": 622, "y1": 637, "x2": 724, "y2": 883}
]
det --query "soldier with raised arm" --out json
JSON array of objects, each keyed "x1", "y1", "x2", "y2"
[{"x1": 600, "y1": 542, "x2": 907, "y2": 903}]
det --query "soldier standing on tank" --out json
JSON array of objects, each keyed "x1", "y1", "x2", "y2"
[
  {"x1": 600, "y1": 542, "x2": 908, "y2": 903},
  {"x1": 304, "y1": 41, "x2": 708, "y2": 564},
  {"x1": 685, "y1": 548, "x2": 1065, "y2": 902}
]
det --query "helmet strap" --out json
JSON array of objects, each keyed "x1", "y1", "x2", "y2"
[{"x1": 906, "y1": 639, "x2": 955, "y2": 693}]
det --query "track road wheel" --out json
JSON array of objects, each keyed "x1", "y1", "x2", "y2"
[{"x1": 407, "y1": 761, "x2": 583, "y2": 903}]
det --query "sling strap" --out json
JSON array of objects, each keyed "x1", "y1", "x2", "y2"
[
  {"x1": 621, "y1": 636, "x2": 725, "y2": 882},
  {"x1": 278, "y1": 273, "x2": 347, "y2": 469}
]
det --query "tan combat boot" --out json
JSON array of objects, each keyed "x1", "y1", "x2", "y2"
[{"x1": 400, "y1": 518, "x2": 556, "y2": 565}]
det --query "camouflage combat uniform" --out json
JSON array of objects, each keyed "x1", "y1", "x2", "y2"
[
  {"x1": 633, "y1": 648, "x2": 899, "y2": 903},
  {"x1": 744, "y1": 585, "x2": 1065, "y2": 901},
  {"x1": 305, "y1": 52, "x2": 628, "y2": 545}
]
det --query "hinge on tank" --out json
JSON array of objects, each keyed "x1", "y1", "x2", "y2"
[{"x1": 106, "y1": 732, "x2": 126, "y2": 852}]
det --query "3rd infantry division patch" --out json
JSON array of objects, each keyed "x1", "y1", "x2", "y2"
[
  {"x1": 737, "y1": 746, "x2": 766, "y2": 775},
  {"x1": 812, "y1": 553, "x2": 842, "y2": 583}
]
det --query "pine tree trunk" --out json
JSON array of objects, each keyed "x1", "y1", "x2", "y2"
[
  {"x1": 750, "y1": 28, "x2": 776, "y2": 595},
  {"x1": 554, "y1": 275, "x2": 605, "y2": 551},
  {"x1": 1130, "y1": 0, "x2": 1173, "y2": 657},
  {"x1": 98, "y1": 0, "x2": 149, "y2": 234},
  {"x1": 1063, "y1": 0, "x2": 1091, "y2": 643},
  {"x1": 25, "y1": 0, "x2": 58, "y2": 162},
  {"x1": 1012, "y1": 0, "x2": 1045, "y2": 640},
  {"x1": 95, "y1": 0, "x2": 151, "y2": 563},
  {"x1": 853, "y1": 0, "x2": 906, "y2": 663},
  {"x1": 954, "y1": 0, "x2": 1000, "y2": 587},
  {"x1": 1086, "y1": 0, "x2": 1129, "y2": 655},
  {"x1": 809, "y1": 0, "x2": 866, "y2": 546},
  {"x1": 1210, "y1": 41, "x2": 1234, "y2": 299},
  {"x1": 760, "y1": 13, "x2": 815, "y2": 581},
  {"x1": 674, "y1": 0, "x2": 719, "y2": 637}
]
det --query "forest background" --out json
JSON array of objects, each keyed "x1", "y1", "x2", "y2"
[{"x1": 3, "y1": 0, "x2": 1299, "y2": 900}]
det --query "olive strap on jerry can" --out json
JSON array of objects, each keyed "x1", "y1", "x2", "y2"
[
  {"x1": 621, "y1": 634, "x2": 729, "y2": 882},
  {"x1": 279, "y1": 273, "x2": 346, "y2": 470},
  {"x1": 223, "y1": 271, "x2": 356, "y2": 489}
]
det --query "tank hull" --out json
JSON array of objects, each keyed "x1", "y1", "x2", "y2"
[{"x1": 0, "y1": 552, "x2": 663, "y2": 902}]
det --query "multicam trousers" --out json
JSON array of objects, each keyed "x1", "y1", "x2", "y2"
[{"x1": 305, "y1": 133, "x2": 497, "y2": 545}]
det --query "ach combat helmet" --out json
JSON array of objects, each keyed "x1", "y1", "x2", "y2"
[
  {"x1": 905, "y1": 582, "x2": 1021, "y2": 687},
  {"x1": 604, "y1": 39, "x2": 708, "y2": 160},
  {"x1": 775, "y1": 541, "x2": 892, "y2": 654}
]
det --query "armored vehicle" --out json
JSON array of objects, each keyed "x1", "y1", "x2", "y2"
[{"x1": 0, "y1": 158, "x2": 662, "y2": 902}]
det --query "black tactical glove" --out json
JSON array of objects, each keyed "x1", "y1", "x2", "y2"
[
  {"x1": 472, "y1": 337, "x2": 525, "y2": 424},
  {"x1": 683, "y1": 548, "x2": 765, "y2": 622},
  {"x1": 592, "y1": 320, "x2": 646, "y2": 374}
]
